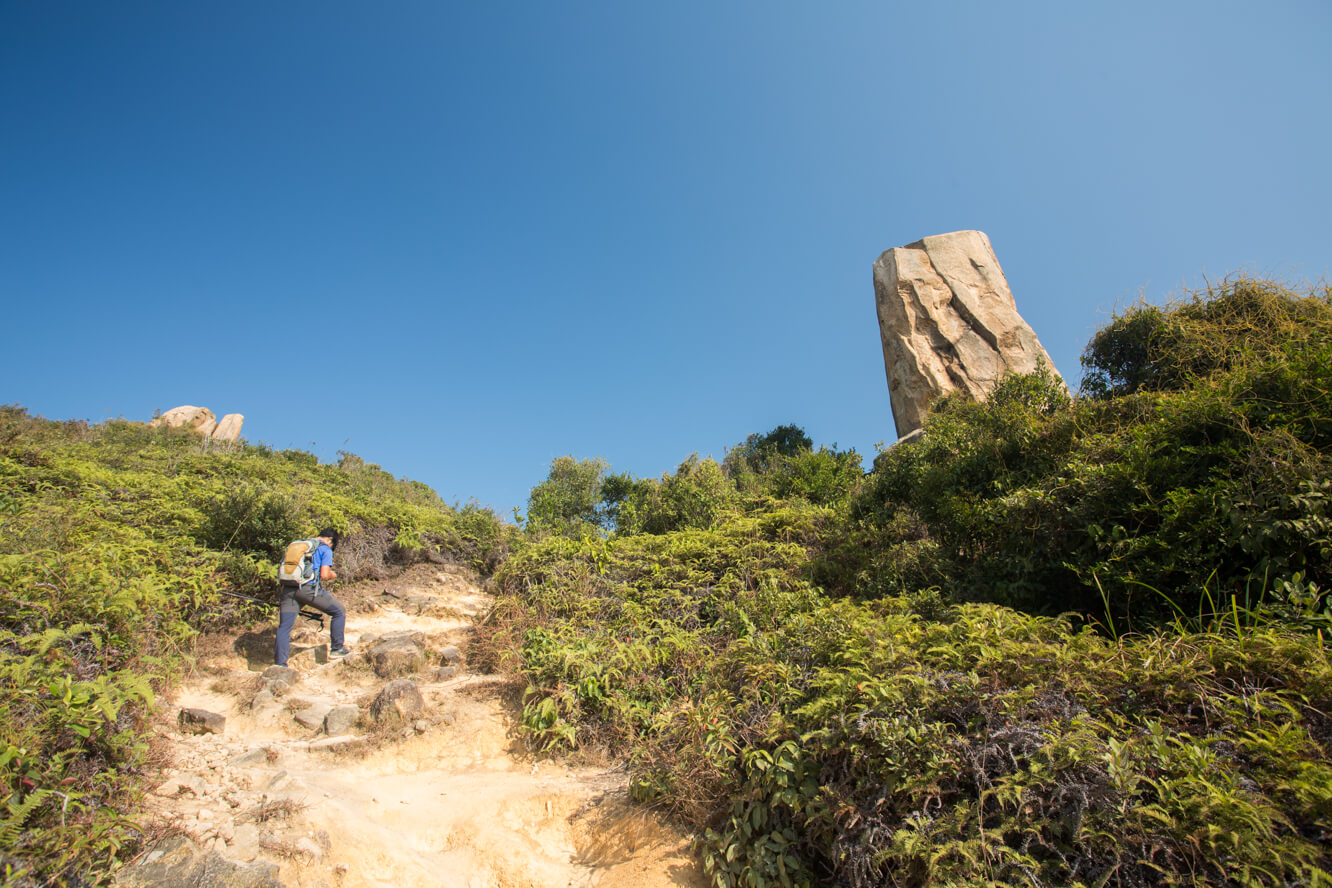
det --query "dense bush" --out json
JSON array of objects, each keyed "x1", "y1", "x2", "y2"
[
  {"x1": 0, "y1": 409, "x2": 509, "y2": 884},
  {"x1": 1081, "y1": 277, "x2": 1332, "y2": 399},
  {"x1": 480, "y1": 513, "x2": 1332, "y2": 887},
  {"x1": 525, "y1": 456, "x2": 609, "y2": 538},
  {"x1": 483, "y1": 277, "x2": 1332, "y2": 887},
  {"x1": 846, "y1": 280, "x2": 1332, "y2": 626}
]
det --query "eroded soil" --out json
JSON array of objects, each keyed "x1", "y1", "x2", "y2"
[{"x1": 125, "y1": 565, "x2": 705, "y2": 888}]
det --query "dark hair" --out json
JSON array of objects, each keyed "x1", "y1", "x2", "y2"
[{"x1": 318, "y1": 527, "x2": 340, "y2": 550}]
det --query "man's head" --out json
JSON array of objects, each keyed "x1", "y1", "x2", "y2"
[{"x1": 317, "y1": 527, "x2": 340, "y2": 550}]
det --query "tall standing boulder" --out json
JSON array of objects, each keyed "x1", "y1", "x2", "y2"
[
  {"x1": 149, "y1": 406, "x2": 218, "y2": 437},
  {"x1": 873, "y1": 230, "x2": 1063, "y2": 439},
  {"x1": 212, "y1": 413, "x2": 244, "y2": 442}
]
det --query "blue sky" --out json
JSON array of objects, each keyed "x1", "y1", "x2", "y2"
[{"x1": 3, "y1": 2, "x2": 1330, "y2": 516}]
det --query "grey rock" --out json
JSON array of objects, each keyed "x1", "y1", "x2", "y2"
[
  {"x1": 368, "y1": 634, "x2": 426, "y2": 678},
  {"x1": 250, "y1": 689, "x2": 276, "y2": 711},
  {"x1": 261, "y1": 678, "x2": 290, "y2": 696},
  {"x1": 438, "y1": 645, "x2": 462, "y2": 664},
  {"x1": 434, "y1": 665, "x2": 458, "y2": 681},
  {"x1": 370, "y1": 679, "x2": 424, "y2": 726},
  {"x1": 294, "y1": 702, "x2": 334, "y2": 730},
  {"x1": 260, "y1": 665, "x2": 299, "y2": 685},
  {"x1": 873, "y1": 230, "x2": 1064, "y2": 438},
  {"x1": 179, "y1": 708, "x2": 226, "y2": 735},
  {"x1": 323, "y1": 704, "x2": 360, "y2": 736},
  {"x1": 228, "y1": 749, "x2": 269, "y2": 767},
  {"x1": 116, "y1": 834, "x2": 281, "y2": 888}
]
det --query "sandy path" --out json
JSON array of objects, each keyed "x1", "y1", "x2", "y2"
[{"x1": 132, "y1": 565, "x2": 706, "y2": 888}]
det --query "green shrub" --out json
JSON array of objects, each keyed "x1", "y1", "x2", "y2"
[
  {"x1": 525, "y1": 456, "x2": 609, "y2": 538},
  {"x1": 487, "y1": 519, "x2": 1332, "y2": 887},
  {"x1": 1082, "y1": 276, "x2": 1332, "y2": 399},
  {"x1": 196, "y1": 482, "x2": 305, "y2": 559}
]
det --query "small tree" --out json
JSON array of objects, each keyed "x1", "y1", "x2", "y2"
[{"x1": 525, "y1": 456, "x2": 608, "y2": 538}]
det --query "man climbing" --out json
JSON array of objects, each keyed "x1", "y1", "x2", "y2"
[{"x1": 274, "y1": 527, "x2": 352, "y2": 666}]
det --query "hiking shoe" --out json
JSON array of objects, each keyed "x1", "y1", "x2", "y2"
[{"x1": 330, "y1": 646, "x2": 352, "y2": 658}]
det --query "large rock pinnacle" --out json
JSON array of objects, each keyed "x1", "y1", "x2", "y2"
[{"x1": 873, "y1": 230, "x2": 1062, "y2": 439}]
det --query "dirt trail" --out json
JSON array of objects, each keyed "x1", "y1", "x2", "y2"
[{"x1": 129, "y1": 565, "x2": 705, "y2": 888}]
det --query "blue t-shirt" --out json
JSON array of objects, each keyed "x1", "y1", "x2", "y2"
[{"x1": 311, "y1": 543, "x2": 333, "y2": 589}]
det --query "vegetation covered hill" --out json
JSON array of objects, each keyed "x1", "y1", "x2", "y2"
[
  {"x1": 480, "y1": 278, "x2": 1332, "y2": 887},
  {"x1": 3, "y1": 276, "x2": 1330, "y2": 887},
  {"x1": 0, "y1": 416, "x2": 510, "y2": 884}
]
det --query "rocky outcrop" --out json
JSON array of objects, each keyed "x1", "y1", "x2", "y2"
[
  {"x1": 149, "y1": 405, "x2": 244, "y2": 441},
  {"x1": 117, "y1": 835, "x2": 282, "y2": 888},
  {"x1": 150, "y1": 406, "x2": 218, "y2": 436},
  {"x1": 213, "y1": 413, "x2": 245, "y2": 442},
  {"x1": 873, "y1": 230, "x2": 1063, "y2": 438}
]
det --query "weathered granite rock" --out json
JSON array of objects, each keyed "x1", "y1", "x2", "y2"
[
  {"x1": 179, "y1": 708, "x2": 226, "y2": 735},
  {"x1": 149, "y1": 406, "x2": 219, "y2": 437},
  {"x1": 369, "y1": 633, "x2": 426, "y2": 678},
  {"x1": 116, "y1": 835, "x2": 282, "y2": 888},
  {"x1": 438, "y1": 645, "x2": 463, "y2": 665},
  {"x1": 212, "y1": 413, "x2": 244, "y2": 442},
  {"x1": 260, "y1": 665, "x2": 299, "y2": 686},
  {"x1": 873, "y1": 230, "x2": 1063, "y2": 438},
  {"x1": 323, "y1": 704, "x2": 360, "y2": 736},
  {"x1": 293, "y1": 702, "x2": 333, "y2": 730},
  {"x1": 370, "y1": 679, "x2": 424, "y2": 726}
]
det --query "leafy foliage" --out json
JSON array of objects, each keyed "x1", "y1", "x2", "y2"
[
  {"x1": 525, "y1": 456, "x2": 609, "y2": 538},
  {"x1": 483, "y1": 278, "x2": 1332, "y2": 887}
]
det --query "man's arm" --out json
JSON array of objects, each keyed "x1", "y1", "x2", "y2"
[{"x1": 320, "y1": 563, "x2": 337, "y2": 581}]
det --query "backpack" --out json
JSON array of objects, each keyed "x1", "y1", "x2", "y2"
[{"x1": 277, "y1": 538, "x2": 321, "y2": 587}]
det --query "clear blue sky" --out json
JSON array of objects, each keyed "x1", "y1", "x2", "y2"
[{"x1": 4, "y1": 2, "x2": 1329, "y2": 516}]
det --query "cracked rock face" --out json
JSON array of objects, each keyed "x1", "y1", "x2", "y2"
[{"x1": 873, "y1": 230, "x2": 1062, "y2": 438}]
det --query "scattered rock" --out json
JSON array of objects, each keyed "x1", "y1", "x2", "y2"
[
  {"x1": 294, "y1": 702, "x2": 334, "y2": 730},
  {"x1": 231, "y1": 822, "x2": 261, "y2": 859},
  {"x1": 434, "y1": 665, "x2": 458, "y2": 681},
  {"x1": 261, "y1": 666, "x2": 300, "y2": 685},
  {"x1": 368, "y1": 634, "x2": 426, "y2": 678},
  {"x1": 262, "y1": 678, "x2": 291, "y2": 696},
  {"x1": 152, "y1": 778, "x2": 182, "y2": 798},
  {"x1": 309, "y1": 735, "x2": 360, "y2": 750},
  {"x1": 178, "y1": 774, "x2": 207, "y2": 797},
  {"x1": 250, "y1": 689, "x2": 276, "y2": 711},
  {"x1": 370, "y1": 679, "x2": 424, "y2": 726},
  {"x1": 873, "y1": 229, "x2": 1064, "y2": 438},
  {"x1": 438, "y1": 645, "x2": 463, "y2": 665},
  {"x1": 178, "y1": 708, "x2": 226, "y2": 735},
  {"x1": 116, "y1": 835, "x2": 281, "y2": 888},
  {"x1": 323, "y1": 704, "x2": 360, "y2": 736},
  {"x1": 414, "y1": 719, "x2": 429, "y2": 733},
  {"x1": 295, "y1": 836, "x2": 324, "y2": 862}
]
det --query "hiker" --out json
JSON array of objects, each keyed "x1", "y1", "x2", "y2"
[{"x1": 274, "y1": 528, "x2": 352, "y2": 666}]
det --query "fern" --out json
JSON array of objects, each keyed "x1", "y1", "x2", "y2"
[{"x1": 0, "y1": 789, "x2": 52, "y2": 846}]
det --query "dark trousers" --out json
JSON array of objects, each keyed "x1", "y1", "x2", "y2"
[{"x1": 274, "y1": 583, "x2": 346, "y2": 666}]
